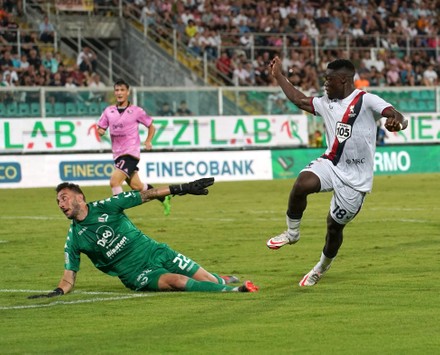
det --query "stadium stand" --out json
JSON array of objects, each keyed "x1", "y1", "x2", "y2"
[{"x1": 0, "y1": 0, "x2": 438, "y2": 117}]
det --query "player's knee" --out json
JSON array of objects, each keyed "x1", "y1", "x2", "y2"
[
  {"x1": 293, "y1": 173, "x2": 320, "y2": 195},
  {"x1": 110, "y1": 176, "x2": 122, "y2": 188},
  {"x1": 158, "y1": 274, "x2": 188, "y2": 291},
  {"x1": 192, "y1": 268, "x2": 218, "y2": 283},
  {"x1": 327, "y1": 218, "x2": 344, "y2": 234},
  {"x1": 170, "y1": 275, "x2": 190, "y2": 290}
]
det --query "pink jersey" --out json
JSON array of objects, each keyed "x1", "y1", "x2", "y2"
[
  {"x1": 311, "y1": 89, "x2": 392, "y2": 192},
  {"x1": 97, "y1": 105, "x2": 153, "y2": 160}
]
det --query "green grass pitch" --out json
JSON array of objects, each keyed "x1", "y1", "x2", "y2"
[{"x1": 1, "y1": 174, "x2": 439, "y2": 354}]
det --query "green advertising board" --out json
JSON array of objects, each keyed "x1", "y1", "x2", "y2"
[
  {"x1": 271, "y1": 148, "x2": 324, "y2": 179},
  {"x1": 271, "y1": 145, "x2": 440, "y2": 179}
]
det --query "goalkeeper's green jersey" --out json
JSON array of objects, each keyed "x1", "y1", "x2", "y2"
[{"x1": 64, "y1": 190, "x2": 159, "y2": 283}]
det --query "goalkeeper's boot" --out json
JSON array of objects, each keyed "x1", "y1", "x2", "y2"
[
  {"x1": 162, "y1": 195, "x2": 171, "y2": 216},
  {"x1": 238, "y1": 280, "x2": 259, "y2": 293},
  {"x1": 220, "y1": 275, "x2": 240, "y2": 284},
  {"x1": 266, "y1": 230, "x2": 300, "y2": 250},
  {"x1": 299, "y1": 266, "x2": 330, "y2": 287}
]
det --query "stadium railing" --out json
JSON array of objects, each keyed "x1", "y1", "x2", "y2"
[
  {"x1": 0, "y1": 86, "x2": 438, "y2": 118},
  {"x1": 0, "y1": 28, "x2": 58, "y2": 56}
]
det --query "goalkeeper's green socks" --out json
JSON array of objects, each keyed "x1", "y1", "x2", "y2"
[
  {"x1": 211, "y1": 273, "x2": 225, "y2": 284},
  {"x1": 185, "y1": 279, "x2": 237, "y2": 292}
]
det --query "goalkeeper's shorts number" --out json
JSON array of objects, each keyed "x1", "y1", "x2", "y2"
[{"x1": 173, "y1": 253, "x2": 191, "y2": 270}]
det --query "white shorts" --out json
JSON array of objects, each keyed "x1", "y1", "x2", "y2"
[{"x1": 301, "y1": 158, "x2": 366, "y2": 225}]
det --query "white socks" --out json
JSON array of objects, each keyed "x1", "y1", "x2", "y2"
[
  {"x1": 315, "y1": 252, "x2": 334, "y2": 273},
  {"x1": 286, "y1": 215, "x2": 301, "y2": 239},
  {"x1": 111, "y1": 186, "x2": 123, "y2": 195}
]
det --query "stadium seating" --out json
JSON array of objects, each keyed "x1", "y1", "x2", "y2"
[
  {"x1": 65, "y1": 102, "x2": 78, "y2": 116},
  {"x1": 426, "y1": 101, "x2": 436, "y2": 111},
  {"x1": 410, "y1": 91, "x2": 422, "y2": 100},
  {"x1": 30, "y1": 102, "x2": 41, "y2": 116},
  {"x1": 100, "y1": 102, "x2": 108, "y2": 112},
  {"x1": 421, "y1": 90, "x2": 435, "y2": 100},
  {"x1": 88, "y1": 102, "x2": 101, "y2": 116},
  {"x1": 0, "y1": 102, "x2": 40, "y2": 118},
  {"x1": 54, "y1": 103, "x2": 66, "y2": 116},
  {"x1": 2, "y1": 101, "x2": 110, "y2": 118},
  {"x1": 286, "y1": 101, "x2": 301, "y2": 114},
  {"x1": 18, "y1": 103, "x2": 31, "y2": 117},
  {"x1": 45, "y1": 103, "x2": 54, "y2": 116},
  {"x1": 6, "y1": 103, "x2": 18, "y2": 118},
  {"x1": 142, "y1": 99, "x2": 156, "y2": 114}
]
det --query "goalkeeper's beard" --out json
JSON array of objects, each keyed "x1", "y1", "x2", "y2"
[{"x1": 63, "y1": 200, "x2": 82, "y2": 220}]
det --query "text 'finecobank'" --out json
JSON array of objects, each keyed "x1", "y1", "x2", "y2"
[{"x1": 146, "y1": 160, "x2": 254, "y2": 177}]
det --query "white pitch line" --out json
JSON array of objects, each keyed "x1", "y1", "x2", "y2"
[
  {"x1": 0, "y1": 289, "x2": 184, "y2": 311},
  {"x1": 368, "y1": 207, "x2": 439, "y2": 211},
  {"x1": 0, "y1": 294, "x2": 155, "y2": 310},
  {"x1": 0, "y1": 289, "x2": 131, "y2": 295},
  {"x1": 0, "y1": 216, "x2": 63, "y2": 220},
  {"x1": 355, "y1": 219, "x2": 431, "y2": 224}
]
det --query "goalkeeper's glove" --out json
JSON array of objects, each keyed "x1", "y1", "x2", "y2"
[
  {"x1": 169, "y1": 177, "x2": 215, "y2": 196},
  {"x1": 28, "y1": 287, "x2": 64, "y2": 299}
]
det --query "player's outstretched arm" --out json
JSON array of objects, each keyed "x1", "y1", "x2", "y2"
[
  {"x1": 28, "y1": 270, "x2": 76, "y2": 299},
  {"x1": 383, "y1": 107, "x2": 408, "y2": 132},
  {"x1": 139, "y1": 178, "x2": 215, "y2": 203},
  {"x1": 169, "y1": 177, "x2": 215, "y2": 196},
  {"x1": 269, "y1": 56, "x2": 314, "y2": 113}
]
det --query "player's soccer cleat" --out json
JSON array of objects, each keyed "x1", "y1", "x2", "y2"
[
  {"x1": 238, "y1": 280, "x2": 259, "y2": 292},
  {"x1": 162, "y1": 195, "x2": 171, "y2": 216},
  {"x1": 220, "y1": 275, "x2": 240, "y2": 284},
  {"x1": 266, "y1": 231, "x2": 300, "y2": 250},
  {"x1": 298, "y1": 267, "x2": 329, "y2": 287}
]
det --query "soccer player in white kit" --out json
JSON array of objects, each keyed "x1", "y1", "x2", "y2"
[{"x1": 266, "y1": 57, "x2": 408, "y2": 286}]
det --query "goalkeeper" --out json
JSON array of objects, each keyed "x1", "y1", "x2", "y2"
[{"x1": 28, "y1": 178, "x2": 258, "y2": 299}]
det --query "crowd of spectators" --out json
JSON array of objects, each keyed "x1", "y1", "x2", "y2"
[
  {"x1": 128, "y1": 0, "x2": 439, "y2": 91},
  {"x1": 0, "y1": 3, "x2": 104, "y2": 102},
  {"x1": 156, "y1": 100, "x2": 194, "y2": 116},
  {"x1": 1, "y1": 0, "x2": 439, "y2": 95}
]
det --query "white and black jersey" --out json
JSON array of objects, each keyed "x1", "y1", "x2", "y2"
[{"x1": 311, "y1": 89, "x2": 392, "y2": 192}]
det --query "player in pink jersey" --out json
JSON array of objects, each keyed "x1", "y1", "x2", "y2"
[
  {"x1": 266, "y1": 57, "x2": 408, "y2": 286},
  {"x1": 97, "y1": 79, "x2": 171, "y2": 216}
]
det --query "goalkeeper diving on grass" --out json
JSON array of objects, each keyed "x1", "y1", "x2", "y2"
[{"x1": 28, "y1": 178, "x2": 258, "y2": 299}]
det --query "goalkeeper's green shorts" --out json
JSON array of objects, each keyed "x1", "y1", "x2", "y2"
[{"x1": 121, "y1": 242, "x2": 200, "y2": 291}]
